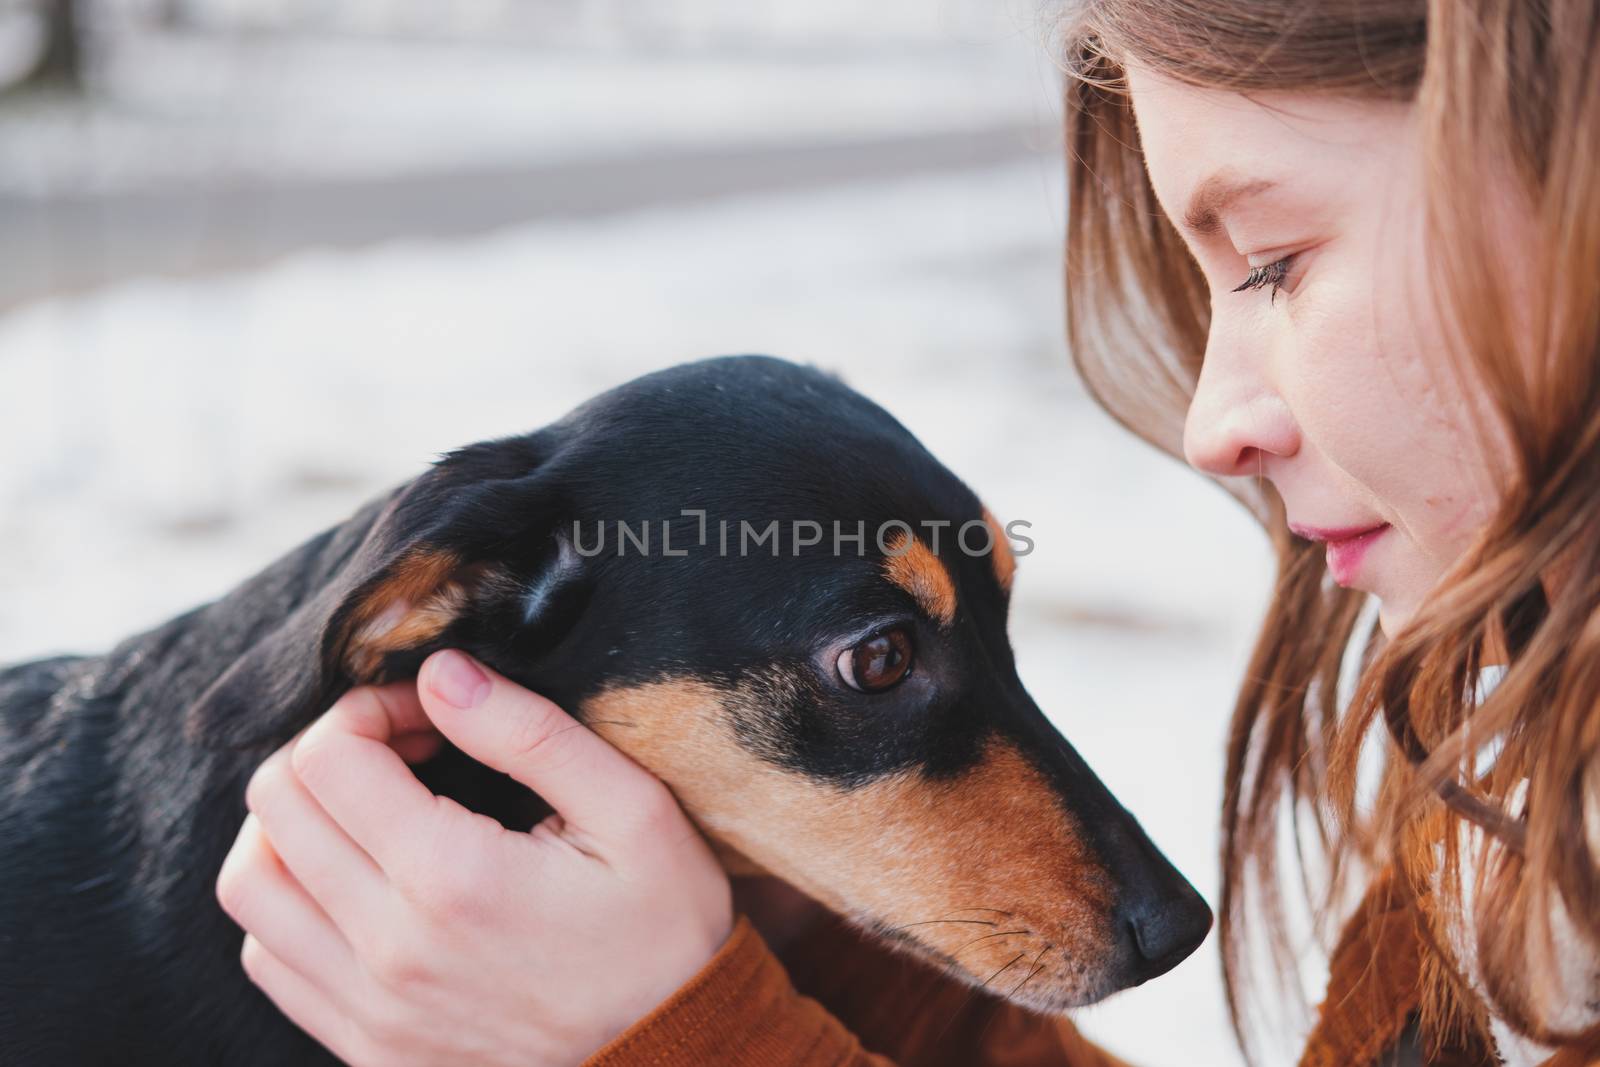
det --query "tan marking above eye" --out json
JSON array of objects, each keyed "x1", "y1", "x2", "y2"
[
  {"x1": 982, "y1": 507, "x2": 1017, "y2": 593},
  {"x1": 882, "y1": 530, "x2": 957, "y2": 627}
]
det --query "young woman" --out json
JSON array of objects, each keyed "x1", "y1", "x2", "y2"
[{"x1": 217, "y1": 1, "x2": 1600, "y2": 1064}]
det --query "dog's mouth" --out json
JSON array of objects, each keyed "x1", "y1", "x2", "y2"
[
  {"x1": 857, "y1": 907, "x2": 1125, "y2": 1012},
  {"x1": 722, "y1": 845, "x2": 1135, "y2": 1011},
  {"x1": 841, "y1": 864, "x2": 1210, "y2": 1010}
]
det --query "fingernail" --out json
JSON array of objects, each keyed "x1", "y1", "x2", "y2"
[{"x1": 430, "y1": 650, "x2": 490, "y2": 709}]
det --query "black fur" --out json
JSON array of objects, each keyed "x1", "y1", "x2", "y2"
[{"x1": 0, "y1": 355, "x2": 1208, "y2": 1064}]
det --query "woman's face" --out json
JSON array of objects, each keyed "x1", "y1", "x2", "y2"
[{"x1": 1125, "y1": 64, "x2": 1507, "y2": 635}]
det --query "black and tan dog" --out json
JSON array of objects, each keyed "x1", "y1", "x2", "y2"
[{"x1": 0, "y1": 355, "x2": 1209, "y2": 1064}]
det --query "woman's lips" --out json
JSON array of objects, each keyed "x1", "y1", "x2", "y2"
[{"x1": 1290, "y1": 522, "x2": 1392, "y2": 586}]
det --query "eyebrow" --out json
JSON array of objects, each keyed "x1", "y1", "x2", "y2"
[{"x1": 1181, "y1": 174, "x2": 1279, "y2": 237}]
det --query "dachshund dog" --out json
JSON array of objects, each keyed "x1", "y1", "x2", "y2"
[{"x1": 0, "y1": 355, "x2": 1210, "y2": 1064}]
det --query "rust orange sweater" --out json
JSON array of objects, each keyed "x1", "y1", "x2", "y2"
[{"x1": 585, "y1": 875, "x2": 1577, "y2": 1067}]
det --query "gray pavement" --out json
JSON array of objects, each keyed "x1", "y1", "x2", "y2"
[{"x1": 0, "y1": 121, "x2": 1055, "y2": 311}]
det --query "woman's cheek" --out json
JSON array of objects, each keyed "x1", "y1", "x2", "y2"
[
  {"x1": 1291, "y1": 264, "x2": 1501, "y2": 594},
  {"x1": 1278, "y1": 273, "x2": 1409, "y2": 488},
  {"x1": 1380, "y1": 280, "x2": 1507, "y2": 562}
]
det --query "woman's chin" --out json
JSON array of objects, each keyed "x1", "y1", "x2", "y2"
[
  {"x1": 1375, "y1": 595, "x2": 1412, "y2": 639},
  {"x1": 1373, "y1": 555, "x2": 1462, "y2": 638}
]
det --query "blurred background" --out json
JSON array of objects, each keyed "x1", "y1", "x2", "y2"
[{"x1": 0, "y1": 1, "x2": 1282, "y2": 1061}]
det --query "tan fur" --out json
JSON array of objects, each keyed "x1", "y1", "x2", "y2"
[
  {"x1": 982, "y1": 508, "x2": 1017, "y2": 593},
  {"x1": 882, "y1": 531, "x2": 958, "y2": 628},
  {"x1": 582, "y1": 677, "x2": 1116, "y2": 1009},
  {"x1": 342, "y1": 550, "x2": 504, "y2": 678}
]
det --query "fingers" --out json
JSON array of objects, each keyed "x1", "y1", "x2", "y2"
[
  {"x1": 239, "y1": 935, "x2": 368, "y2": 1066},
  {"x1": 223, "y1": 660, "x2": 731, "y2": 1067},
  {"x1": 416, "y1": 650, "x2": 680, "y2": 854},
  {"x1": 286, "y1": 683, "x2": 465, "y2": 882},
  {"x1": 217, "y1": 814, "x2": 362, "y2": 994},
  {"x1": 244, "y1": 737, "x2": 389, "y2": 937}
]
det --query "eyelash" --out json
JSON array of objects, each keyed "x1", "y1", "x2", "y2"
[{"x1": 1231, "y1": 256, "x2": 1294, "y2": 303}]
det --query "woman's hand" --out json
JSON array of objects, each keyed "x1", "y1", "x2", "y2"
[{"x1": 215, "y1": 649, "x2": 734, "y2": 1067}]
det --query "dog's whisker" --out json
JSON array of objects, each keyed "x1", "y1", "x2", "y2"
[
  {"x1": 894, "y1": 924, "x2": 1027, "y2": 1041},
  {"x1": 1008, "y1": 945, "x2": 1051, "y2": 998},
  {"x1": 882, "y1": 911, "x2": 1032, "y2": 1038},
  {"x1": 973, "y1": 945, "x2": 1053, "y2": 1048},
  {"x1": 977, "y1": 952, "x2": 1027, "y2": 993},
  {"x1": 942, "y1": 907, "x2": 1015, "y2": 917},
  {"x1": 889, "y1": 918, "x2": 997, "y2": 932},
  {"x1": 885, "y1": 905, "x2": 1015, "y2": 937},
  {"x1": 950, "y1": 928, "x2": 1032, "y2": 956}
]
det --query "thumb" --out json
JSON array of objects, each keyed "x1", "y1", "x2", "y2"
[{"x1": 416, "y1": 649, "x2": 672, "y2": 849}]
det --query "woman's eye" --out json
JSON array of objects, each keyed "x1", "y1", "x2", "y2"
[
  {"x1": 1231, "y1": 256, "x2": 1296, "y2": 303},
  {"x1": 837, "y1": 627, "x2": 915, "y2": 693}
]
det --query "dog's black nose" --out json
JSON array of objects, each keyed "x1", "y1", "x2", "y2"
[{"x1": 1114, "y1": 883, "x2": 1213, "y2": 984}]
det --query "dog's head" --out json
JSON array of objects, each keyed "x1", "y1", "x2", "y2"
[{"x1": 191, "y1": 355, "x2": 1210, "y2": 1009}]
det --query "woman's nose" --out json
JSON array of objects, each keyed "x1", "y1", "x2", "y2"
[{"x1": 1182, "y1": 334, "x2": 1300, "y2": 477}]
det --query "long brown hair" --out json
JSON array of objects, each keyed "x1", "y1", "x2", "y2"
[{"x1": 1057, "y1": 0, "x2": 1600, "y2": 1060}]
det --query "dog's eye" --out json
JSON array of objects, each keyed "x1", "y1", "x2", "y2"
[{"x1": 837, "y1": 627, "x2": 914, "y2": 693}]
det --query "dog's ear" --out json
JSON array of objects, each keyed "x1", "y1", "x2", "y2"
[{"x1": 186, "y1": 436, "x2": 586, "y2": 748}]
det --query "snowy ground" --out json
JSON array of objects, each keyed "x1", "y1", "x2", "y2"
[{"x1": 0, "y1": 17, "x2": 1297, "y2": 1064}]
